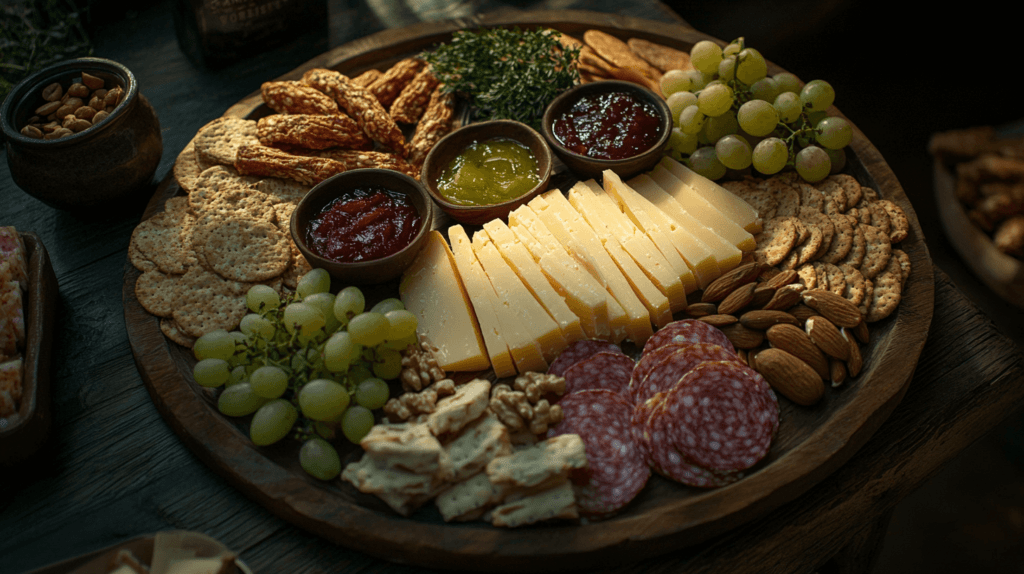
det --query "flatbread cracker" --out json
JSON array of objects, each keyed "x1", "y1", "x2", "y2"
[
  {"x1": 626, "y1": 38, "x2": 693, "y2": 72},
  {"x1": 583, "y1": 30, "x2": 661, "y2": 80},
  {"x1": 194, "y1": 117, "x2": 259, "y2": 166}
]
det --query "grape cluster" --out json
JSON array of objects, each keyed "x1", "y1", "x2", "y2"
[
  {"x1": 661, "y1": 37, "x2": 852, "y2": 183},
  {"x1": 191, "y1": 268, "x2": 419, "y2": 480}
]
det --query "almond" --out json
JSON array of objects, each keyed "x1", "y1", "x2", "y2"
[
  {"x1": 806, "y1": 316, "x2": 849, "y2": 360},
  {"x1": 853, "y1": 319, "x2": 870, "y2": 344},
  {"x1": 750, "y1": 285, "x2": 776, "y2": 308},
  {"x1": 718, "y1": 282, "x2": 757, "y2": 315},
  {"x1": 763, "y1": 284, "x2": 805, "y2": 311},
  {"x1": 787, "y1": 303, "x2": 820, "y2": 324},
  {"x1": 754, "y1": 348, "x2": 825, "y2": 406},
  {"x1": 701, "y1": 262, "x2": 762, "y2": 302},
  {"x1": 802, "y1": 289, "x2": 862, "y2": 328},
  {"x1": 766, "y1": 323, "x2": 829, "y2": 380},
  {"x1": 843, "y1": 328, "x2": 863, "y2": 377},
  {"x1": 830, "y1": 358, "x2": 847, "y2": 387},
  {"x1": 718, "y1": 323, "x2": 764, "y2": 349},
  {"x1": 697, "y1": 314, "x2": 738, "y2": 327},
  {"x1": 740, "y1": 309, "x2": 800, "y2": 330},
  {"x1": 685, "y1": 301, "x2": 717, "y2": 318},
  {"x1": 764, "y1": 268, "x2": 799, "y2": 290}
]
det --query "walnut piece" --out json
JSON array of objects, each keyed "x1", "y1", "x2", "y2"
[
  {"x1": 400, "y1": 339, "x2": 446, "y2": 392},
  {"x1": 512, "y1": 372, "x2": 566, "y2": 403},
  {"x1": 490, "y1": 377, "x2": 564, "y2": 436},
  {"x1": 383, "y1": 378, "x2": 456, "y2": 423}
]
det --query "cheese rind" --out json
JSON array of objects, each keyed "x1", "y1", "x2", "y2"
[
  {"x1": 659, "y1": 156, "x2": 762, "y2": 233},
  {"x1": 649, "y1": 164, "x2": 756, "y2": 252},
  {"x1": 399, "y1": 230, "x2": 489, "y2": 372}
]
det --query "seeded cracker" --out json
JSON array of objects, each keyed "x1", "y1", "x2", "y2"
[
  {"x1": 858, "y1": 224, "x2": 892, "y2": 280},
  {"x1": 724, "y1": 179, "x2": 778, "y2": 220},
  {"x1": 831, "y1": 174, "x2": 862, "y2": 208},
  {"x1": 893, "y1": 248, "x2": 912, "y2": 286},
  {"x1": 189, "y1": 165, "x2": 262, "y2": 215},
  {"x1": 795, "y1": 208, "x2": 824, "y2": 266},
  {"x1": 173, "y1": 139, "x2": 203, "y2": 194},
  {"x1": 820, "y1": 213, "x2": 854, "y2": 264},
  {"x1": 817, "y1": 178, "x2": 848, "y2": 213},
  {"x1": 260, "y1": 81, "x2": 341, "y2": 116},
  {"x1": 254, "y1": 177, "x2": 310, "y2": 206},
  {"x1": 760, "y1": 176, "x2": 801, "y2": 218},
  {"x1": 129, "y1": 240, "x2": 157, "y2": 273},
  {"x1": 171, "y1": 267, "x2": 249, "y2": 338},
  {"x1": 867, "y1": 201, "x2": 892, "y2": 237},
  {"x1": 160, "y1": 318, "x2": 197, "y2": 348},
  {"x1": 135, "y1": 270, "x2": 181, "y2": 318},
  {"x1": 130, "y1": 210, "x2": 198, "y2": 275},
  {"x1": 840, "y1": 264, "x2": 867, "y2": 306},
  {"x1": 583, "y1": 30, "x2": 662, "y2": 81},
  {"x1": 859, "y1": 278, "x2": 874, "y2": 317},
  {"x1": 194, "y1": 117, "x2": 259, "y2": 166},
  {"x1": 796, "y1": 263, "x2": 817, "y2": 289},
  {"x1": 753, "y1": 216, "x2": 798, "y2": 266},
  {"x1": 203, "y1": 182, "x2": 278, "y2": 224},
  {"x1": 865, "y1": 255, "x2": 902, "y2": 323},
  {"x1": 878, "y1": 199, "x2": 909, "y2": 242},
  {"x1": 821, "y1": 262, "x2": 846, "y2": 297},
  {"x1": 794, "y1": 181, "x2": 824, "y2": 213},
  {"x1": 201, "y1": 217, "x2": 290, "y2": 283},
  {"x1": 839, "y1": 217, "x2": 867, "y2": 268}
]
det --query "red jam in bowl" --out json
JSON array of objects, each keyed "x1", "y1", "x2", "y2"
[
  {"x1": 306, "y1": 186, "x2": 422, "y2": 263},
  {"x1": 552, "y1": 91, "x2": 661, "y2": 160}
]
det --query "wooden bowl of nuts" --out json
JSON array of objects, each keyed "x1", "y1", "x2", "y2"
[{"x1": 0, "y1": 57, "x2": 163, "y2": 211}]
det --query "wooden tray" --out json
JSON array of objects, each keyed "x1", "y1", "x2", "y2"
[
  {"x1": 27, "y1": 532, "x2": 253, "y2": 574},
  {"x1": 123, "y1": 10, "x2": 935, "y2": 572}
]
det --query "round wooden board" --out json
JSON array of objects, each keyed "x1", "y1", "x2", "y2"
[{"x1": 123, "y1": 10, "x2": 935, "y2": 572}]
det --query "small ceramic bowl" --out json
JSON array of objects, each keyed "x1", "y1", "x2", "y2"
[
  {"x1": 420, "y1": 119, "x2": 552, "y2": 225},
  {"x1": 291, "y1": 169, "x2": 433, "y2": 285},
  {"x1": 1, "y1": 57, "x2": 163, "y2": 211},
  {"x1": 541, "y1": 80, "x2": 672, "y2": 181}
]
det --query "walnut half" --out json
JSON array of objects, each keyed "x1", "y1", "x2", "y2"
[
  {"x1": 490, "y1": 376, "x2": 564, "y2": 436},
  {"x1": 400, "y1": 339, "x2": 446, "y2": 392}
]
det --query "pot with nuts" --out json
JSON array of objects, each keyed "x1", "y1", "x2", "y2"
[{"x1": 1, "y1": 57, "x2": 163, "y2": 211}]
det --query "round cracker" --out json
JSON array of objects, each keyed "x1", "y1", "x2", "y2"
[
  {"x1": 754, "y1": 216, "x2": 799, "y2": 267},
  {"x1": 202, "y1": 217, "x2": 291, "y2": 283},
  {"x1": 893, "y1": 248, "x2": 912, "y2": 287},
  {"x1": 794, "y1": 181, "x2": 824, "y2": 213},
  {"x1": 760, "y1": 176, "x2": 801, "y2": 218},
  {"x1": 728, "y1": 180, "x2": 778, "y2": 221},
  {"x1": 173, "y1": 139, "x2": 203, "y2": 194},
  {"x1": 830, "y1": 174, "x2": 862, "y2": 208},
  {"x1": 194, "y1": 116, "x2": 259, "y2": 166},
  {"x1": 867, "y1": 201, "x2": 892, "y2": 238},
  {"x1": 820, "y1": 213, "x2": 854, "y2": 264},
  {"x1": 839, "y1": 219, "x2": 867, "y2": 268},
  {"x1": 135, "y1": 270, "x2": 181, "y2": 318},
  {"x1": 865, "y1": 255, "x2": 902, "y2": 323},
  {"x1": 859, "y1": 224, "x2": 892, "y2": 279},
  {"x1": 188, "y1": 165, "x2": 264, "y2": 216},
  {"x1": 858, "y1": 277, "x2": 874, "y2": 317},
  {"x1": 817, "y1": 178, "x2": 848, "y2": 213},
  {"x1": 878, "y1": 199, "x2": 909, "y2": 243},
  {"x1": 160, "y1": 318, "x2": 197, "y2": 348},
  {"x1": 840, "y1": 264, "x2": 867, "y2": 307},
  {"x1": 254, "y1": 177, "x2": 311, "y2": 205}
]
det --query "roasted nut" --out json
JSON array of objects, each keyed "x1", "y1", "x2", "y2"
[
  {"x1": 718, "y1": 282, "x2": 757, "y2": 315},
  {"x1": 763, "y1": 283, "x2": 805, "y2": 311},
  {"x1": 81, "y1": 72, "x2": 104, "y2": 90},
  {"x1": 35, "y1": 100, "x2": 61, "y2": 116},
  {"x1": 698, "y1": 313, "x2": 738, "y2": 327},
  {"x1": 755, "y1": 348, "x2": 825, "y2": 406},
  {"x1": 104, "y1": 86, "x2": 123, "y2": 107},
  {"x1": 68, "y1": 118, "x2": 92, "y2": 132},
  {"x1": 787, "y1": 303, "x2": 820, "y2": 324},
  {"x1": 62, "y1": 114, "x2": 78, "y2": 129},
  {"x1": 740, "y1": 309, "x2": 800, "y2": 330},
  {"x1": 490, "y1": 384, "x2": 533, "y2": 432},
  {"x1": 719, "y1": 323, "x2": 764, "y2": 349},
  {"x1": 764, "y1": 269, "x2": 799, "y2": 289},
  {"x1": 766, "y1": 323, "x2": 830, "y2": 381},
  {"x1": 41, "y1": 121, "x2": 60, "y2": 133},
  {"x1": 513, "y1": 372, "x2": 565, "y2": 403},
  {"x1": 806, "y1": 316, "x2": 849, "y2": 360},
  {"x1": 399, "y1": 339, "x2": 446, "y2": 392},
  {"x1": 843, "y1": 328, "x2": 863, "y2": 377},
  {"x1": 93, "y1": 88, "x2": 108, "y2": 100},
  {"x1": 685, "y1": 301, "x2": 717, "y2": 317},
  {"x1": 75, "y1": 105, "x2": 97, "y2": 121},
  {"x1": 92, "y1": 110, "x2": 110, "y2": 124},
  {"x1": 750, "y1": 285, "x2": 776, "y2": 309},
  {"x1": 44, "y1": 128, "x2": 73, "y2": 140},
  {"x1": 830, "y1": 358, "x2": 848, "y2": 388},
  {"x1": 67, "y1": 82, "x2": 90, "y2": 98},
  {"x1": 852, "y1": 319, "x2": 870, "y2": 344},
  {"x1": 89, "y1": 95, "x2": 105, "y2": 109},
  {"x1": 802, "y1": 288, "x2": 862, "y2": 328},
  {"x1": 55, "y1": 97, "x2": 84, "y2": 119},
  {"x1": 701, "y1": 262, "x2": 761, "y2": 302},
  {"x1": 20, "y1": 125, "x2": 43, "y2": 139},
  {"x1": 383, "y1": 378, "x2": 455, "y2": 422},
  {"x1": 41, "y1": 82, "x2": 63, "y2": 101}
]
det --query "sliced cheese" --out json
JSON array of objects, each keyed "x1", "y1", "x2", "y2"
[
  {"x1": 446, "y1": 225, "x2": 518, "y2": 377},
  {"x1": 471, "y1": 229, "x2": 568, "y2": 364},
  {"x1": 568, "y1": 181, "x2": 673, "y2": 326},
  {"x1": 649, "y1": 163, "x2": 756, "y2": 252},
  {"x1": 399, "y1": 230, "x2": 489, "y2": 372},
  {"x1": 628, "y1": 172, "x2": 741, "y2": 277},
  {"x1": 659, "y1": 156, "x2": 763, "y2": 233},
  {"x1": 508, "y1": 205, "x2": 612, "y2": 339},
  {"x1": 481, "y1": 219, "x2": 587, "y2": 343},
  {"x1": 529, "y1": 191, "x2": 653, "y2": 345}
]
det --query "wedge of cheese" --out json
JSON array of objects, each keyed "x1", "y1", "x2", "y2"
[
  {"x1": 471, "y1": 230, "x2": 567, "y2": 364},
  {"x1": 529, "y1": 191, "x2": 653, "y2": 345},
  {"x1": 628, "y1": 172, "x2": 741, "y2": 276},
  {"x1": 399, "y1": 230, "x2": 489, "y2": 372},
  {"x1": 649, "y1": 163, "x2": 756, "y2": 252},
  {"x1": 567, "y1": 181, "x2": 673, "y2": 326},
  {"x1": 480, "y1": 220, "x2": 587, "y2": 342},
  {"x1": 658, "y1": 156, "x2": 762, "y2": 233},
  {"x1": 508, "y1": 204, "x2": 612, "y2": 339},
  {"x1": 447, "y1": 225, "x2": 525, "y2": 377}
]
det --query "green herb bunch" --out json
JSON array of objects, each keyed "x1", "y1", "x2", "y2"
[
  {"x1": 421, "y1": 27, "x2": 581, "y2": 130},
  {"x1": 1, "y1": 0, "x2": 93, "y2": 103}
]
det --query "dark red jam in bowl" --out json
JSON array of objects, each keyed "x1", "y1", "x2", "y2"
[
  {"x1": 306, "y1": 186, "x2": 422, "y2": 263},
  {"x1": 552, "y1": 91, "x2": 661, "y2": 160}
]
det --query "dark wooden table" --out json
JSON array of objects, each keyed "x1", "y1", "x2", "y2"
[{"x1": 2, "y1": 1, "x2": 1024, "y2": 573}]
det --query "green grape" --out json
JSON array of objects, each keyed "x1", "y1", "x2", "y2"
[
  {"x1": 250, "y1": 399, "x2": 298, "y2": 446},
  {"x1": 314, "y1": 420, "x2": 336, "y2": 440},
  {"x1": 218, "y1": 383, "x2": 267, "y2": 417},
  {"x1": 323, "y1": 330, "x2": 362, "y2": 373},
  {"x1": 752, "y1": 137, "x2": 789, "y2": 175},
  {"x1": 669, "y1": 127, "x2": 699, "y2": 155},
  {"x1": 333, "y1": 285, "x2": 365, "y2": 327},
  {"x1": 737, "y1": 100, "x2": 779, "y2": 137},
  {"x1": 355, "y1": 377, "x2": 391, "y2": 410},
  {"x1": 824, "y1": 146, "x2": 847, "y2": 173},
  {"x1": 370, "y1": 298, "x2": 405, "y2": 315},
  {"x1": 715, "y1": 134, "x2": 752, "y2": 170},
  {"x1": 659, "y1": 69, "x2": 692, "y2": 96},
  {"x1": 299, "y1": 378, "x2": 351, "y2": 421},
  {"x1": 717, "y1": 56, "x2": 736, "y2": 81},
  {"x1": 282, "y1": 302, "x2": 325, "y2": 341},
  {"x1": 795, "y1": 146, "x2": 832, "y2": 182},
  {"x1": 381, "y1": 332, "x2": 419, "y2": 350},
  {"x1": 773, "y1": 92, "x2": 803, "y2": 124},
  {"x1": 688, "y1": 146, "x2": 727, "y2": 181},
  {"x1": 250, "y1": 365, "x2": 289, "y2": 399},
  {"x1": 193, "y1": 329, "x2": 236, "y2": 361},
  {"x1": 815, "y1": 116, "x2": 852, "y2": 149},
  {"x1": 383, "y1": 309, "x2": 418, "y2": 341},
  {"x1": 703, "y1": 112, "x2": 739, "y2": 143},
  {"x1": 666, "y1": 91, "x2": 697, "y2": 124},
  {"x1": 678, "y1": 105, "x2": 706, "y2": 135},
  {"x1": 723, "y1": 38, "x2": 743, "y2": 57},
  {"x1": 228, "y1": 365, "x2": 248, "y2": 386},
  {"x1": 773, "y1": 72, "x2": 803, "y2": 95},
  {"x1": 736, "y1": 48, "x2": 767, "y2": 85},
  {"x1": 246, "y1": 284, "x2": 281, "y2": 313},
  {"x1": 371, "y1": 348, "x2": 403, "y2": 380},
  {"x1": 193, "y1": 358, "x2": 230, "y2": 388},
  {"x1": 348, "y1": 312, "x2": 389, "y2": 347},
  {"x1": 300, "y1": 437, "x2": 341, "y2": 480},
  {"x1": 690, "y1": 40, "x2": 723, "y2": 75},
  {"x1": 296, "y1": 268, "x2": 331, "y2": 299},
  {"x1": 341, "y1": 405, "x2": 375, "y2": 444},
  {"x1": 750, "y1": 77, "x2": 779, "y2": 103},
  {"x1": 684, "y1": 69, "x2": 707, "y2": 91},
  {"x1": 800, "y1": 79, "x2": 835, "y2": 112},
  {"x1": 347, "y1": 362, "x2": 375, "y2": 387},
  {"x1": 303, "y1": 292, "x2": 340, "y2": 334},
  {"x1": 697, "y1": 83, "x2": 733, "y2": 117},
  {"x1": 239, "y1": 313, "x2": 275, "y2": 339}
]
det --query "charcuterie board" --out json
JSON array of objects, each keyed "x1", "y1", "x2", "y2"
[{"x1": 123, "y1": 10, "x2": 934, "y2": 571}]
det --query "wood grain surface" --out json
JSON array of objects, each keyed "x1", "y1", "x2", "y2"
[{"x1": 121, "y1": 11, "x2": 935, "y2": 571}]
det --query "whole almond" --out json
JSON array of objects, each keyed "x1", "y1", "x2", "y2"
[
  {"x1": 719, "y1": 323, "x2": 764, "y2": 349},
  {"x1": 701, "y1": 262, "x2": 761, "y2": 302},
  {"x1": 740, "y1": 309, "x2": 800, "y2": 330},
  {"x1": 830, "y1": 358, "x2": 848, "y2": 387},
  {"x1": 698, "y1": 314, "x2": 738, "y2": 327},
  {"x1": 764, "y1": 269, "x2": 799, "y2": 290},
  {"x1": 755, "y1": 348, "x2": 825, "y2": 406},
  {"x1": 802, "y1": 289, "x2": 862, "y2": 328},
  {"x1": 766, "y1": 323, "x2": 829, "y2": 380},
  {"x1": 685, "y1": 301, "x2": 717, "y2": 317},
  {"x1": 750, "y1": 285, "x2": 776, "y2": 308},
  {"x1": 806, "y1": 316, "x2": 849, "y2": 360},
  {"x1": 718, "y1": 282, "x2": 757, "y2": 315},
  {"x1": 843, "y1": 328, "x2": 863, "y2": 377},
  {"x1": 853, "y1": 320, "x2": 870, "y2": 344},
  {"x1": 763, "y1": 284, "x2": 805, "y2": 311},
  {"x1": 788, "y1": 303, "x2": 820, "y2": 324}
]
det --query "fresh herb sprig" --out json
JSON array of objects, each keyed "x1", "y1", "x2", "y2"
[
  {"x1": 421, "y1": 27, "x2": 581, "y2": 130},
  {"x1": 1, "y1": 0, "x2": 94, "y2": 103}
]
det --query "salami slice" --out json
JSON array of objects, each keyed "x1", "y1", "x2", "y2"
[
  {"x1": 641, "y1": 319, "x2": 735, "y2": 356},
  {"x1": 548, "y1": 389, "x2": 650, "y2": 517},
  {"x1": 659, "y1": 361, "x2": 779, "y2": 473},
  {"x1": 562, "y1": 351, "x2": 635, "y2": 399},
  {"x1": 547, "y1": 339, "x2": 624, "y2": 378},
  {"x1": 630, "y1": 342, "x2": 743, "y2": 405},
  {"x1": 645, "y1": 398, "x2": 742, "y2": 488}
]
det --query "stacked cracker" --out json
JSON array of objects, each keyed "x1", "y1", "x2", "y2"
[
  {"x1": 726, "y1": 173, "x2": 911, "y2": 323},
  {"x1": 344, "y1": 378, "x2": 588, "y2": 527},
  {"x1": 0, "y1": 227, "x2": 28, "y2": 418},
  {"x1": 553, "y1": 29, "x2": 693, "y2": 92},
  {"x1": 133, "y1": 59, "x2": 458, "y2": 348}
]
